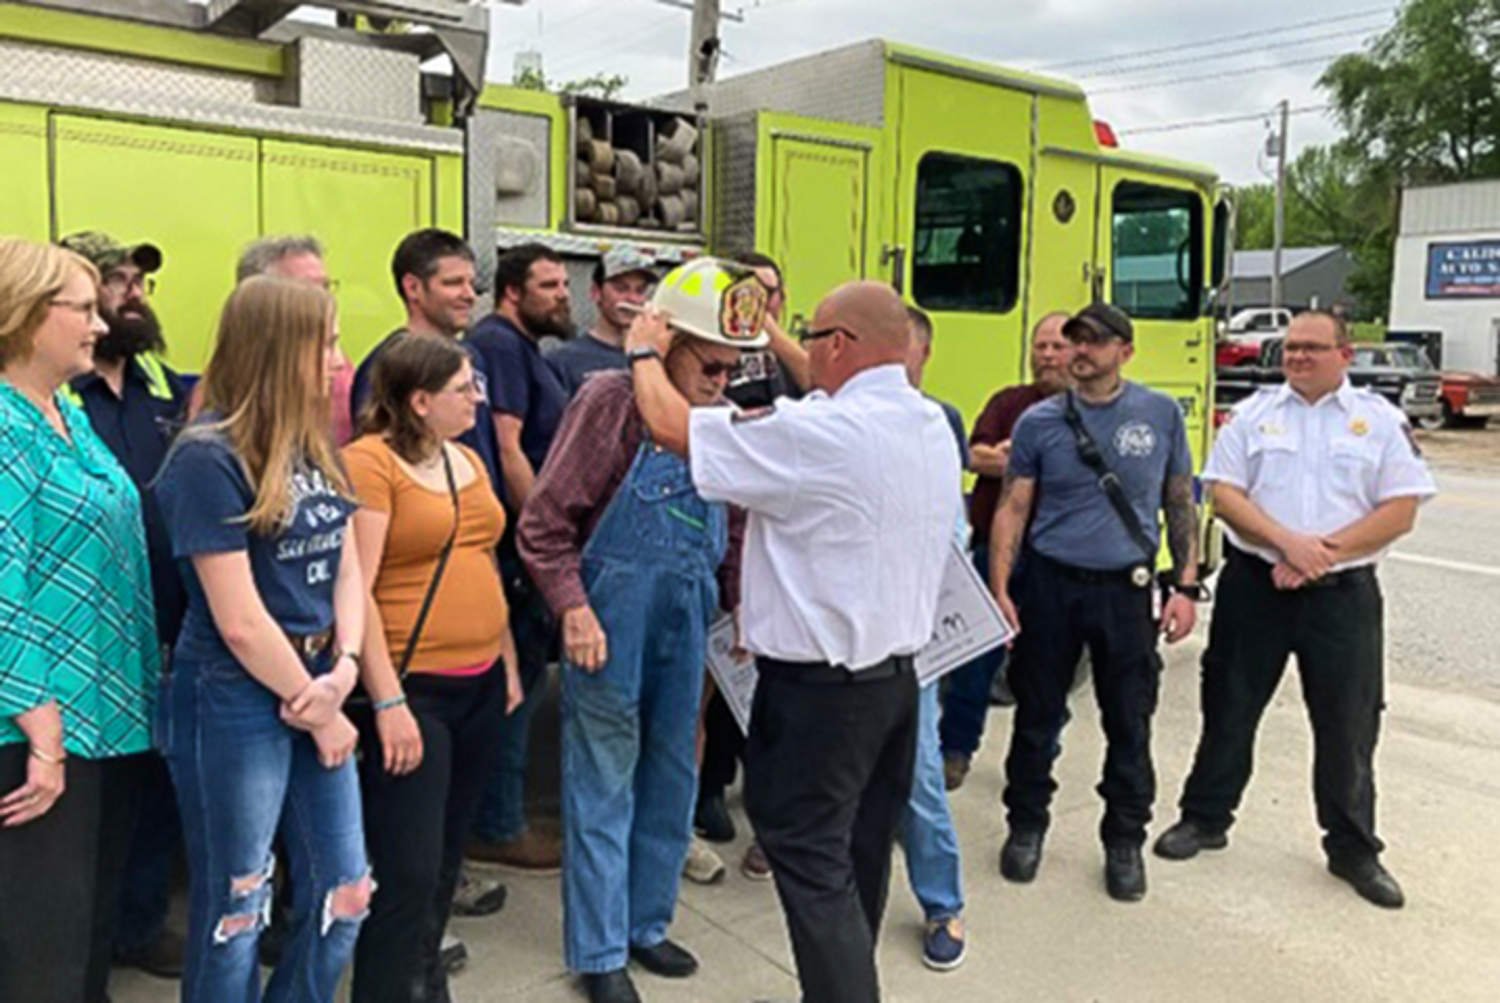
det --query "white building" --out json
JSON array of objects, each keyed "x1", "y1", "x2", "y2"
[{"x1": 1390, "y1": 179, "x2": 1500, "y2": 374}]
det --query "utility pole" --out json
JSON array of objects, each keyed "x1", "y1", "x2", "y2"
[
  {"x1": 655, "y1": 0, "x2": 744, "y2": 114},
  {"x1": 1270, "y1": 99, "x2": 1289, "y2": 313}
]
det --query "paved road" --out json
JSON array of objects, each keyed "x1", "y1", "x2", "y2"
[{"x1": 112, "y1": 433, "x2": 1500, "y2": 1003}]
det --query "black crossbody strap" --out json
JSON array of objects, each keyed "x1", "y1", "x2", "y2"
[
  {"x1": 395, "y1": 446, "x2": 460, "y2": 679},
  {"x1": 1060, "y1": 390, "x2": 1158, "y2": 564}
]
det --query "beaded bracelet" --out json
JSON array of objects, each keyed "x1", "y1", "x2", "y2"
[{"x1": 372, "y1": 694, "x2": 408, "y2": 713}]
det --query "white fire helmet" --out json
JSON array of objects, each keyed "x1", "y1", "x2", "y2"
[{"x1": 649, "y1": 257, "x2": 771, "y2": 349}]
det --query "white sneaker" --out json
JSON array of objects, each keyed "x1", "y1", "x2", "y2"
[{"x1": 682, "y1": 837, "x2": 727, "y2": 885}]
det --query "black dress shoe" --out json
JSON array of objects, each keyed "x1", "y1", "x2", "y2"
[
  {"x1": 1328, "y1": 856, "x2": 1405, "y2": 909},
  {"x1": 999, "y1": 830, "x2": 1044, "y2": 883},
  {"x1": 1153, "y1": 819, "x2": 1229, "y2": 861},
  {"x1": 584, "y1": 969, "x2": 642, "y2": 1003},
  {"x1": 629, "y1": 938, "x2": 699, "y2": 978},
  {"x1": 693, "y1": 791, "x2": 735, "y2": 843},
  {"x1": 1105, "y1": 845, "x2": 1147, "y2": 902}
]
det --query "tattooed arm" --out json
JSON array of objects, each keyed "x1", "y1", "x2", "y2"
[
  {"x1": 1163, "y1": 472, "x2": 1200, "y2": 586},
  {"x1": 987, "y1": 475, "x2": 1035, "y2": 636}
]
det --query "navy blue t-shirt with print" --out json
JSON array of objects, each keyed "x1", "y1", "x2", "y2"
[
  {"x1": 1008, "y1": 382, "x2": 1191, "y2": 571},
  {"x1": 466, "y1": 314, "x2": 569, "y2": 475},
  {"x1": 155, "y1": 424, "x2": 356, "y2": 664},
  {"x1": 544, "y1": 332, "x2": 627, "y2": 398}
]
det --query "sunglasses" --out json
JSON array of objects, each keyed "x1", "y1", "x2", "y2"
[
  {"x1": 684, "y1": 341, "x2": 738, "y2": 379},
  {"x1": 790, "y1": 317, "x2": 860, "y2": 345}
]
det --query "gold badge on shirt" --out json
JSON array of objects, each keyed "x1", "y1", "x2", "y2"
[{"x1": 1349, "y1": 418, "x2": 1370, "y2": 437}]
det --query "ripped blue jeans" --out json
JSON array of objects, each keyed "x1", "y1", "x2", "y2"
[{"x1": 160, "y1": 654, "x2": 368, "y2": 1002}]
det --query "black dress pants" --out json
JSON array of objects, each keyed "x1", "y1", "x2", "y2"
[
  {"x1": 1179, "y1": 548, "x2": 1386, "y2": 862},
  {"x1": 698, "y1": 688, "x2": 745, "y2": 798},
  {"x1": 743, "y1": 658, "x2": 918, "y2": 1003},
  {"x1": 0, "y1": 747, "x2": 142, "y2": 1003},
  {"x1": 1002, "y1": 552, "x2": 1162, "y2": 847},
  {"x1": 351, "y1": 665, "x2": 510, "y2": 1003}
]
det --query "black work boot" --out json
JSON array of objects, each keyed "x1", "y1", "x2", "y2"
[
  {"x1": 1104, "y1": 844, "x2": 1147, "y2": 902},
  {"x1": 1153, "y1": 819, "x2": 1229, "y2": 861},
  {"x1": 999, "y1": 830, "x2": 1044, "y2": 883}
]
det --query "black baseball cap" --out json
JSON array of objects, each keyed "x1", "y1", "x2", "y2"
[{"x1": 1063, "y1": 302, "x2": 1133, "y2": 344}]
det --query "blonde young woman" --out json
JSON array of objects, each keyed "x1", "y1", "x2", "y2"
[
  {"x1": 155, "y1": 276, "x2": 371, "y2": 1002},
  {"x1": 0, "y1": 238, "x2": 159, "y2": 1003},
  {"x1": 343, "y1": 334, "x2": 521, "y2": 1002}
]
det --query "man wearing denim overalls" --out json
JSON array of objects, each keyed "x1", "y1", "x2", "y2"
[{"x1": 518, "y1": 258, "x2": 764, "y2": 1003}]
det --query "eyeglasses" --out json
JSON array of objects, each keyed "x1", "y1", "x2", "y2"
[
  {"x1": 684, "y1": 342, "x2": 738, "y2": 379},
  {"x1": 102, "y1": 272, "x2": 155, "y2": 296},
  {"x1": 1282, "y1": 342, "x2": 1339, "y2": 355},
  {"x1": 442, "y1": 379, "x2": 482, "y2": 397},
  {"x1": 791, "y1": 317, "x2": 859, "y2": 345},
  {"x1": 51, "y1": 298, "x2": 101, "y2": 320}
]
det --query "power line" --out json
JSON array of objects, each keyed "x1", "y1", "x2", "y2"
[
  {"x1": 1073, "y1": 25, "x2": 1386, "y2": 80},
  {"x1": 1091, "y1": 51, "x2": 1357, "y2": 95},
  {"x1": 1038, "y1": 6, "x2": 1392, "y2": 72},
  {"x1": 1116, "y1": 104, "x2": 1331, "y2": 136},
  {"x1": 544, "y1": 11, "x2": 684, "y2": 75}
]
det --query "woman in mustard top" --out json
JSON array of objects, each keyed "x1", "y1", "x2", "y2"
[
  {"x1": 0, "y1": 238, "x2": 160, "y2": 1003},
  {"x1": 343, "y1": 333, "x2": 521, "y2": 1002}
]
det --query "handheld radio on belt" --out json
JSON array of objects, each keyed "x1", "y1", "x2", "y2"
[{"x1": 1060, "y1": 390, "x2": 1158, "y2": 590}]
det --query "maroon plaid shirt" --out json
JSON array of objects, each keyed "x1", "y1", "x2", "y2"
[{"x1": 518, "y1": 370, "x2": 744, "y2": 615}]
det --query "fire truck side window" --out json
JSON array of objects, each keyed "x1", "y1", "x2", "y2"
[
  {"x1": 1111, "y1": 181, "x2": 1203, "y2": 320},
  {"x1": 912, "y1": 154, "x2": 1022, "y2": 313}
]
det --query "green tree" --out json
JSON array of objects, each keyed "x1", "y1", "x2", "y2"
[{"x1": 513, "y1": 67, "x2": 628, "y2": 101}]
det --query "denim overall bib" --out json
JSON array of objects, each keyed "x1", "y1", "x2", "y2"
[{"x1": 560, "y1": 439, "x2": 728, "y2": 974}]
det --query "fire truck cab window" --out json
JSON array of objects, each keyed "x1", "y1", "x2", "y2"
[
  {"x1": 912, "y1": 154, "x2": 1022, "y2": 313},
  {"x1": 1111, "y1": 181, "x2": 1203, "y2": 320}
]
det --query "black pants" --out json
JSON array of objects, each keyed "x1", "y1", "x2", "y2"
[
  {"x1": 699, "y1": 688, "x2": 745, "y2": 798},
  {"x1": 0, "y1": 747, "x2": 141, "y2": 1003},
  {"x1": 1179, "y1": 548, "x2": 1386, "y2": 862},
  {"x1": 1003, "y1": 552, "x2": 1162, "y2": 847},
  {"x1": 743, "y1": 659, "x2": 918, "y2": 1003},
  {"x1": 351, "y1": 665, "x2": 510, "y2": 1003}
]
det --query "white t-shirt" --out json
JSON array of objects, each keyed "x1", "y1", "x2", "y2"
[
  {"x1": 1203, "y1": 380, "x2": 1436, "y2": 570},
  {"x1": 689, "y1": 364, "x2": 962, "y2": 670}
]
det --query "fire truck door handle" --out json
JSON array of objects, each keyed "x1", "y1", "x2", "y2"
[
  {"x1": 1086, "y1": 263, "x2": 1107, "y2": 302},
  {"x1": 882, "y1": 244, "x2": 907, "y2": 294}
]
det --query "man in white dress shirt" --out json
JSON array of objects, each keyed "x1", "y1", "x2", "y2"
[
  {"x1": 1154, "y1": 311, "x2": 1435, "y2": 909},
  {"x1": 623, "y1": 280, "x2": 961, "y2": 1003}
]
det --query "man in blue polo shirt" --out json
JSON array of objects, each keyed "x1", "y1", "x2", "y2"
[
  {"x1": 466, "y1": 242, "x2": 574, "y2": 872},
  {"x1": 60, "y1": 230, "x2": 188, "y2": 981}
]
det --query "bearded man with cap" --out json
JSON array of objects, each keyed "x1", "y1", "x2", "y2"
[
  {"x1": 990, "y1": 302, "x2": 1201, "y2": 903},
  {"x1": 516, "y1": 258, "x2": 755, "y2": 1003},
  {"x1": 59, "y1": 230, "x2": 190, "y2": 980}
]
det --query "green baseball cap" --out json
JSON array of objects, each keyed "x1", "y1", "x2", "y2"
[{"x1": 59, "y1": 231, "x2": 163, "y2": 275}]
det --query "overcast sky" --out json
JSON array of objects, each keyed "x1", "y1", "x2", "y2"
[{"x1": 481, "y1": 0, "x2": 1398, "y2": 186}]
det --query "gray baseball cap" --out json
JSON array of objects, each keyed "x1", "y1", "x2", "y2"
[{"x1": 598, "y1": 245, "x2": 657, "y2": 283}]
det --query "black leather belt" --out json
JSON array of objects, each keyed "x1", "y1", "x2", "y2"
[
  {"x1": 1231, "y1": 547, "x2": 1376, "y2": 589},
  {"x1": 756, "y1": 654, "x2": 915, "y2": 685},
  {"x1": 1033, "y1": 550, "x2": 1154, "y2": 589},
  {"x1": 286, "y1": 629, "x2": 334, "y2": 660}
]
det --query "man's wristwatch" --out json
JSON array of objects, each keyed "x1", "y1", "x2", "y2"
[
  {"x1": 627, "y1": 346, "x2": 661, "y2": 366},
  {"x1": 1172, "y1": 582, "x2": 1205, "y2": 602}
]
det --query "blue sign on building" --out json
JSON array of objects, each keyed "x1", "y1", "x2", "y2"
[{"x1": 1426, "y1": 240, "x2": 1500, "y2": 298}]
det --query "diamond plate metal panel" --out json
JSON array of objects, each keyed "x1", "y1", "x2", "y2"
[
  {"x1": 290, "y1": 38, "x2": 420, "y2": 123},
  {"x1": 0, "y1": 39, "x2": 272, "y2": 107},
  {"x1": 470, "y1": 108, "x2": 550, "y2": 232},
  {"x1": 655, "y1": 40, "x2": 888, "y2": 129},
  {"x1": 712, "y1": 113, "x2": 759, "y2": 256}
]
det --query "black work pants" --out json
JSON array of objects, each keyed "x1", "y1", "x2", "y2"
[
  {"x1": 351, "y1": 665, "x2": 510, "y2": 1003},
  {"x1": 1179, "y1": 548, "x2": 1386, "y2": 862},
  {"x1": 0, "y1": 747, "x2": 142, "y2": 1003},
  {"x1": 743, "y1": 659, "x2": 918, "y2": 1003},
  {"x1": 699, "y1": 688, "x2": 745, "y2": 797},
  {"x1": 1003, "y1": 553, "x2": 1162, "y2": 847}
]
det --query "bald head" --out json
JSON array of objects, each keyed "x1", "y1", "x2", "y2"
[{"x1": 805, "y1": 281, "x2": 911, "y2": 392}]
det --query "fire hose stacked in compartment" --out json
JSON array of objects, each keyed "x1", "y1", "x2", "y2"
[{"x1": 574, "y1": 115, "x2": 701, "y2": 231}]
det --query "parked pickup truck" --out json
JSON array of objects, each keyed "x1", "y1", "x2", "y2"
[
  {"x1": 1216, "y1": 338, "x2": 1443, "y2": 425},
  {"x1": 1429, "y1": 370, "x2": 1500, "y2": 429}
]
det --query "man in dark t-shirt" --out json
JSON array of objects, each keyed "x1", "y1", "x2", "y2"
[
  {"x1": 940, "y1": 311, "x2": 1073, "y2": 788},
  {"x1": 545, "y1": 246, "x2": 657, "y2": 397}
]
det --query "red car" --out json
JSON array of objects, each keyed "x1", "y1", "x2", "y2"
[{"x1": 1423, "y1": 371, "x2": 1500, "y2": 429}]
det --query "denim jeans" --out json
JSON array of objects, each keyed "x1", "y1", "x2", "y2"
[
  {"x1": 939, "y1": 543, "x2": 1010, "y2": 760},
  {"x1": 161, "y1": 654, "x2": 368, "y2": 1003},
  {"x1": 560, "y1": 442, "x2": 726, "y2": 974},
  {"x1": 900, "y1": 683, "x2": 964, "y2": 922},
  {"x1": 473, "y1": 567, "x2": 552, "y2": 844}
]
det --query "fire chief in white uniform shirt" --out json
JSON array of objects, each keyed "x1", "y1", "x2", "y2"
[{"x1": 624, "y1": 279, "x2": 959, "y2": 1003}]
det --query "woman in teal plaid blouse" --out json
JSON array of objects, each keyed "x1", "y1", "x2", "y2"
[{"x1": 0, "y1": 239, "x2": 160, "y2": 1003}]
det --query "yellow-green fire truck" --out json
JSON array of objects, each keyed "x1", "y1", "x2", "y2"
[{"x1": 0, "y1": 0, "x2": 1230, "y2": 551}]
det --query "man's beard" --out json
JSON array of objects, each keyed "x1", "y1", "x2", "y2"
[
  {"x1": 520, "y1": 299, "x2": 572, "y2": 339},
  {"x1": 95, "y1": 302, "x2": 164, "y2": 363}
]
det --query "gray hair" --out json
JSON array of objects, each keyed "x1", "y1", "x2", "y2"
[{"x1": 235, "y1": 235, "x2": 325, "y2": 283}]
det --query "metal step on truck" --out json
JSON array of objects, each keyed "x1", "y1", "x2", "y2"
[{"x1": 0, "y1": 0, "x2": 1232, "y2": 567}]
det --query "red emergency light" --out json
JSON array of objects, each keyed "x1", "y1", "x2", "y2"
[{"x1": 1094, "y1": 120, "x2": 1119, "y2": 148}]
